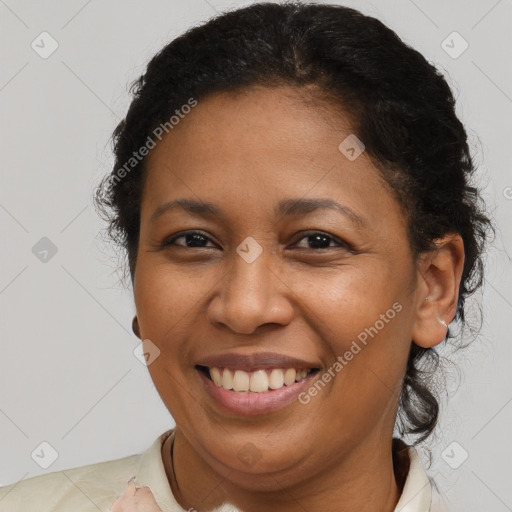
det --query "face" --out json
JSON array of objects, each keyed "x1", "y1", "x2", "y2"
[{"x1": 133, "y1": 85, "x2": 422, "y2": 488}]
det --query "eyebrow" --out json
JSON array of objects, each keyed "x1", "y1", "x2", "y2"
[{"x1": 149, "y1": 198, "x2": 368, "y2": 228}]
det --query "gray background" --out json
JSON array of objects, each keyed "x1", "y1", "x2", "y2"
[{"x1": 0, "y1": 1, "x2": 511, "y2": 511}]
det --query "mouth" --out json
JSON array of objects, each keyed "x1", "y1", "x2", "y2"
[
  {"x1": 195, "y1": 365, "x2": 320, "y2": 393},
  {"x1": 195, "y1": 364, "x2": 321, "y2": 416}
]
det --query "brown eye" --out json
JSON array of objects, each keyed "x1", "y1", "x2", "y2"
[
  {"x1": 293, "y1": 231, "x2": 349, "y2": 250},
  {"x1": 162, "y1": 231, "x2": 216, "y2": 248},
  {"x1": 161, "y1": 230, "x2": 351, "y2": 252}
]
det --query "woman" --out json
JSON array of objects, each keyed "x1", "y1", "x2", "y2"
[{"x1": 0, "y1": 2, "x2": 493, "y2": 511}]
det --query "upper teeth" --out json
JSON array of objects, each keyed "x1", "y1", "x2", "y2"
[{"x1": 208, "y1": 367, "x2": 310, "y2": 393}]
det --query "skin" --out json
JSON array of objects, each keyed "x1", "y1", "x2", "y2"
[{"x1": 131, "y1": 85, "x2": 465, "y2": 512}]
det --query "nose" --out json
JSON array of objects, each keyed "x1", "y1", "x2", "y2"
[{"x1": 206, "y1": 249, "x2": 294, "y2": 335}]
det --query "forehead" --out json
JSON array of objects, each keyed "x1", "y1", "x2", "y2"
[{"x1": 141, "y1": 86, "x2": 406, "y2": 234}]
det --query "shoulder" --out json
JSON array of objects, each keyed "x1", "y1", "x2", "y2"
[{"x1": 0, "y1": 449, "x2": 141, "y2": 511}]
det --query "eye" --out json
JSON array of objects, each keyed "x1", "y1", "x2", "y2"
[
  {"x1": 162, "y1": 231, "x2": 217, "y2": 249},
  {"x1": 161, "y1": 230, "x2": 350, "y2": 251},
  {"x1": 292, "y1": 231, "x2": 349, "y2": 250}
]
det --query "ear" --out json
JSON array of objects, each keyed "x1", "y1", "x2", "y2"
[
  {"x1": 132, "y1": 315, "x2": 141, "y2": 339},
  {"x1": 411, "y1": 233, "x2": 465, "y2": 348}
]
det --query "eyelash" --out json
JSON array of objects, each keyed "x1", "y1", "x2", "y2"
[{"x1": 161, "y1": 230, "x2": 351, "y2": 251}]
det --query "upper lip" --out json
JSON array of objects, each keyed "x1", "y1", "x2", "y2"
[{"x1": 195, "y1": 352, "x2": 321, "y2": 372}]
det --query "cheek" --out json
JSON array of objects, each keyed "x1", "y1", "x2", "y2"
[
  {"x1": 294, "y1": 266, "x2": 410, "y2": 409},
  {"x1": 293, "y1": 262, "x2": 403, "y2": 336},
  {"x1": 134, "y1": 262, "x2": 213, "y2": 338},
  {"x1": 133, "y1": 265, "x2": 209, "y2": 406},
  {"x1": 134, "y1": 264, "x2": 200, "y2": 415}
]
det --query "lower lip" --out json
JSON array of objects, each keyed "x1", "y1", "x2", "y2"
[{"x1": 197, "y1": 369, "x2": 318, "y2": 416}]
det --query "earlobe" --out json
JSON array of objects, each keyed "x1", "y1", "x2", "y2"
[
  {"x1": 132, "y1": 315, "x2": 141, "y2": 339},
  {"x1": 411, "y1": 234, "x2": 465, "y2": 349}
]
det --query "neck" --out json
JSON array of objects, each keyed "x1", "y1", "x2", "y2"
[{"x1": 163, "y1": 429, "x2": 405, "y2": 512}]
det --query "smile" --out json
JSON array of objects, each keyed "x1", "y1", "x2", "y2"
[
  {"x1": 196, "y1": 365, "x2": 321, "y2": 415},
  {"x1": 199, "y1": 366, "x2": 317, "y2": 393}
]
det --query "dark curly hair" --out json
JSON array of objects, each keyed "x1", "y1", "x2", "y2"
[{"x1": 94, "y1": 2, "x2": 494, "y2": 447}]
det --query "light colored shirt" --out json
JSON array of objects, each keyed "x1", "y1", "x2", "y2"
[{"x1": 0, "y1": 429, "x2": 432, "y2": 511}]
